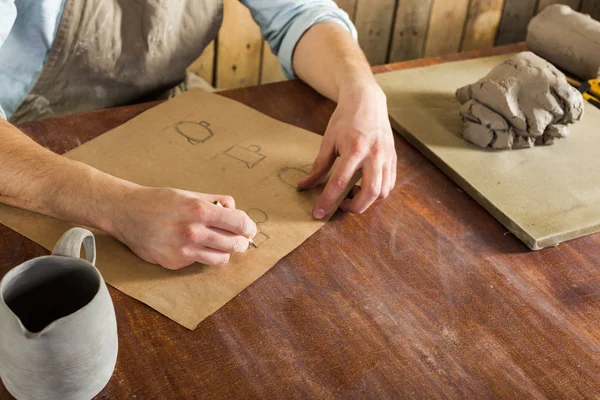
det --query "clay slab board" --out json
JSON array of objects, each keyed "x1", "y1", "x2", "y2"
[{"x1": 376, "y1": 54, "x2": 600, "y2": 250}]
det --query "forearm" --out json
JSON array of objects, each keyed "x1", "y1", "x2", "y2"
[
  {"x1": 293, "y1": 21, "x2": 381, "y2": 103},
  {"x1": 0, "y1": 120, "x2": 136, "y2": 234}
]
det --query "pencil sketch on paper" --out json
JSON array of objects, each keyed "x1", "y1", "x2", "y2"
[
  {"x1": 277, "y1": 165, "x2": 312, "y2": 189},
  {"x1": 175, "y1": 121, "x2": 214, "y2": 145},
  {"x1": 225, "y1": 145, "x2": 266, "y2": 169},
  {"x1": 247, "y1": 208, "x2": 269, "y2": 246}
]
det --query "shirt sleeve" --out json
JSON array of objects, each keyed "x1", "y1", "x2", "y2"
[
  {"x1": 0, "y1": 0, "x2": 17, "y2": 119},
  {"x1": 240, "y1": 0, "x2": 358, "y2": 79}
]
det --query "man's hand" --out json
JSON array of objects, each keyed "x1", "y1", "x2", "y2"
[
  {"x1": 0, "y1": 120, "x2": 257, "y2": 271},
  {"x1": 292, "y1": 22, "x2": 397, "y2": 219},
  {"x1": 297, "y1": 84, "x2": 396, "y2": 219},
  {"x1": 110, "y1": 187, "x2": 257, "y2": 270}
]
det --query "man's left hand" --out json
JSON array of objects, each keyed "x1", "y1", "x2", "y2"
[{"x1": 297, "y1": 83, "x2": 397, "y2": 219}]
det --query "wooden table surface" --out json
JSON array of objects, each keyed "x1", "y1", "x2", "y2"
[{"x1": 2, "y1": 43, "x2": 600, "y2": 399}]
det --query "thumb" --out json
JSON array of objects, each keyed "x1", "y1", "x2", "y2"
[{"x1": 297, "y1": 139, "x2": 336, "y2": 190}]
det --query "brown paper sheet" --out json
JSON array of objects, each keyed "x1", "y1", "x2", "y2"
[
  {"x1": 0, "y1": 90, "x2": 335, "y2": 330},
  {"x1": 375, "y1": 54, "x2": 600, "y2": 250}
]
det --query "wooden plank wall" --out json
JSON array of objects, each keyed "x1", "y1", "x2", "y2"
[{"x1": 188, "y1": 0, "x2": 594, "y2": 90}]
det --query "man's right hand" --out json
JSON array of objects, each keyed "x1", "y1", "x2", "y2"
[
  {"x1": 1, "y1": 120, "x2": 256, "y2": 270},
  {"x1": 109, "y1": 187, "x2": 257, "y2": 270}
]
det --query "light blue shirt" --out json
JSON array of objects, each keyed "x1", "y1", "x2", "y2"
[{"x1": 0, "y1": 0, "x2": 357, "y2": 120}]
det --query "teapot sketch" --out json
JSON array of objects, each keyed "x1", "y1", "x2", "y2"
[
  {"x1": 225, "y1": 145, "x2": 266, "y2": 169},
  {"x1": 175, "y1": 121, "x2": 214, "y2": 145},
  {"x1": 247, "y1": 208, "x2": 269, "y2": 246},
  {"x1": 277, "y1": 165, "x2": 311, "y2": 188}
]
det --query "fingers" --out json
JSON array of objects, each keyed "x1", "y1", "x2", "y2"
[
  {"x1": 343, "y1": 148, "x2": 396, "y2": 213},
  {"x1": 202, "y1": 227, "x2": 250, "y2": 253},
  {"x1": 341, "y1": 158, "x2": 382, "y2": 214},
  {"x1": 380, "y1": 163, "x2": 392, "y2": 199},
  {"x1": 392, "y1": 152, "x2": 397, "y2": 186},
  {"x1": 213, "y1": 194, "x2": 235, "y2": 209},
  {"x1": 388, "y1": 148, "x2": 397, "y2": 193},
  {"x1": 313, "y1": 155, "x2": 361, "y2": 219},
  {"x1": 207, "y1": 206, "x2": 257, "y2": 238},
  {"x1": 380, "y1": 145, "x2": 397, "y2": 199},
  {"x1": 192, "y1": 247, "x2": 231, "y2": 267},
  {"x1": 166, "y1": 226, "x2": 250, "y2": 270},
  {"x1": 159, "y1": 246, "x2": 231, "y2": 270},
  {"x1": 297, "y1": 138, "x2": 336, "y2": 190}
]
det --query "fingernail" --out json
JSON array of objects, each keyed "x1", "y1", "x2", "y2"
[
  {"x1": 313, "y1": 208, "x2": 326, "y2": 219},
  {"x1": 248, "y1": 227, "x2": 257, "y2": 238}
]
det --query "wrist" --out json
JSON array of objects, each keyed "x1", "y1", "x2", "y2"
[
  {"x1": 46, "y1": 160, "x2": 141, "y2": 238},
  {"x1": 93, "y1": 173, "x2": 141, "y2": 238},
  {"x1": 336, "y1": 63, "x2": 377, "y2": 93},
  {"x1": 337, "y1": 77, "x2": 386, "y2": 107}
]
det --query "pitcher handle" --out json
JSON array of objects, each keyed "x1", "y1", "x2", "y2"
[{"x1": 52, "y1": 228, "x2": 97, "y2": 265}]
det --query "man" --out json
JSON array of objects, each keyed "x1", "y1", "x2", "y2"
[{"x1": 0, "y1": 0, "x2": 397, "y2": 270}]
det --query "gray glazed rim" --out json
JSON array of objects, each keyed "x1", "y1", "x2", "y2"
[{"x1": 0, "y1": 255, "x2": 103, "y2": 338}]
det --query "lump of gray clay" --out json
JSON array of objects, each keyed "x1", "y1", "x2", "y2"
[{"x1": 455, "y1": 51, "x2": 584, "y2": 150}]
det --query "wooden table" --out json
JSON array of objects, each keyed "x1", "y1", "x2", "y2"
[{"x1": 2, "y1": 43, "x2": 599, "y2": 398}]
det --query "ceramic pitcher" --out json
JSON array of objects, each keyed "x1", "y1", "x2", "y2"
[{"x1": 0, "y1": 228, "x2": 118, "y2": 400}]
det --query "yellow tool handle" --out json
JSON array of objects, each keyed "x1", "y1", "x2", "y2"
[
  {"x1": 566, "y1": 75, "x2": 600, "y2": 104},
  {"x1": 588, "y1": 79, "x2": 600, "y2": 98},
  {"x1": 583, "y1": 92, "x2": 600, "y2": 109}
]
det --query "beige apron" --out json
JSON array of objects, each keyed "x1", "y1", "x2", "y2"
[{"x1": 10, "y1": 0, "x2": 223, "y2": 124}]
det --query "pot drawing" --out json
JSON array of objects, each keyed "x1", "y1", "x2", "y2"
[
  {"x1": 175, "y1": 120, "x2": 214, "y2": 144},
  {"x1": 225, "y1": 144, "x2": 266, "y2": 168}
]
